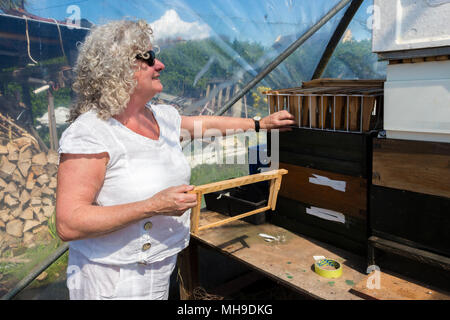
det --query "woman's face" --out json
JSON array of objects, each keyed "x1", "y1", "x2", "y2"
[{"x1": 133, "y1": 55, "x2": 165, "y2": 100}]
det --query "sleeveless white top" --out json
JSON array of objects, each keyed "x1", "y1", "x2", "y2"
[{"x1": 58, "y1": 104, "x2": 191, "y2": 266}]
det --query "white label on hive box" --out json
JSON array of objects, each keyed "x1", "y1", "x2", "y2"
[
  {"x1": 309, "y1": 174, "x2": 346, "y2": 192},
  {"x1": 306, "y1": 206, "x2": 346, "y2": 224}
]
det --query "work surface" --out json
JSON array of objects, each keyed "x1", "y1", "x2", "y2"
[{"x1": 192, "y1": 210, "x2": 368, "y2": 300}]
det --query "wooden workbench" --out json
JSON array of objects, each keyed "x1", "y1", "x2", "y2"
[{"x1": 179, "y1": 210, "x2": 368, "y2": 300}]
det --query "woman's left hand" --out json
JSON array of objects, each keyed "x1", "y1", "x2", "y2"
[{"x1": 260, "y1": 110, "x2": 296, "y2": 132}]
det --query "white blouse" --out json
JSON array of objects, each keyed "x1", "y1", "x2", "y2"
[{"x1": 58, "y1": 104, "x2": 191, "y2": 266}]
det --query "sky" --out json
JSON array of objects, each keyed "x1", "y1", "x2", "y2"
[{"x1": 24, "y1": 0, "x2": 375, "y2": 46}]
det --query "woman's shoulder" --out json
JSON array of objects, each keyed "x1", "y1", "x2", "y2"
[
  {"x1": 75, "y1": 109, "x2": 107, "y2": 125},
  {"x1": 59, "y1": 109, "x2": 110, "y2": 153},
  {"x1": 150, "y1": 103, "x2": 180, "y2": 118},
  {"x1": 65, "y1": 109, "x2": 112, "y2": 133}
]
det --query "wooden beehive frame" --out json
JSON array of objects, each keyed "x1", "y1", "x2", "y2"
[
  {"x1": 189, "y1": 169, "x2": 288, "y2": 235},
  {"x1": 263, "y1": 79, "x2": 384, "y2": 133}
]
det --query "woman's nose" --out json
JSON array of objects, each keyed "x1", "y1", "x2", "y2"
[{"x1": 154, "y1": 59, "x2": 165, "y2": 71}]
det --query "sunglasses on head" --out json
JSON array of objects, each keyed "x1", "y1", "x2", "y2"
[{"x1": 136, "y1": 50, "x2": 156, "y2": 67}]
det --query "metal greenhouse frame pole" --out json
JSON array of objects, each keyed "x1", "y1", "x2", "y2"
[
  {"x1": 311, "y1": 0, "x2": 364, "y2": 80},
  {"x1": 215, "y1": 0, "x2": 353, "y2": 116},
  {"x1": 1, "y1": 243, "x2": 69, "y2": 300}
]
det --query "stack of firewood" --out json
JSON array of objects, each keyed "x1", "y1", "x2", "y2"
[{"x1": 0, "y1": 113, "x2": 58, "y2": 253}]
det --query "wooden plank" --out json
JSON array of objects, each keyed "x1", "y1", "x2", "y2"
[
  {"x1": 279, "y1": 128, "x2": 372, "y2": 178},
  {"x1": 190, "y1": 192, "x2": 202, "y2": 234},
  {"x1": 272, "y1": 196, "x2": 367, "y2": 255},
  {"x1": 436, "y1": 55, "x2": 450, "y2": 61},
  {"x1": 270, "y1": 214, "x2": 366, "y2": 255},
  {"x1": 288, "y1": 95, "x2": 299, "y2": 127},
  {"x1": 280, "y1": 127, "x2": 368, "y2": 157},
  {"x1": 361, "y1": 96, "x2": 375, "y2": 132},
  {"x1": 268, "y1": 95, "x2": 277, "y2": 114},
  {"x1": 301, "y1": 96, "x2": 309, "y2": 127},
  {"x1": 345, "y1": 96, "x2": 359, "y2": 131},
  {"x1": 277, "y1": 95, "x2": 284, "y2": 113},
  {"x1": 192, "y1": 169, "x2": 287, "y2": 194},
  {"x1": 412, "y1": 57, "x2": 425, "y2": 63},
  {"x1": 275, "y1": 197, "x2": 367, "y2": 243},
  {"x1": 350, "y1": 270, "x2": 450, "y2": 300},
  {"x1": 193, "y1": 210, "x2": 367, "y2": 300},
  {"x1": 198, "y1": 206, "x2": 271, "y2": 231},
  {"x1": 319, "y1": 96, "x2": 329, "y2": 129},
  {"x1": 333, "y1": 96, "x2": 345, "y2": 130},
  {"x1": 178, "y1": 244, "x2": 199, "y2": 300},
  {"x1": 280, "y1": 150, "x2": 365, "y2": 178},
  {"x1": 369, "y1": 235, "x2": 450, "y2": 271},
  {"x1": 279, "y1": 163, "x2": 367, "y2": 219},
  {"x1": 270, "y1": 174, "x2": 283, "y2": 210},
  {"x1": 425, "y1": 56, "x2": 438, "y2": 62},
  {"x1": 302, "y1": 78, "x2": 384, "y2": 88},
  {"x1": 311, "y1": 96, "x2": 318, "y2": 128},
  {"x1": 267, "y1": 178, "x2": 276, "y2": 209},
  {"x1": 371, "y1": 185, "x2": 450, "y2": 257},
  {"x1": 372, "y1": 138, "x2": 450, "y2": 198},
  {"x1": 302, "y1": 96, "x2": 318, "y2": 128}
]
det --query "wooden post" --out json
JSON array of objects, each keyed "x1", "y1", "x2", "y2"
[
  {"x1": 47, "y1": 90, "x2": 58, "y2": 150},
  {"x1": 225, "y1": 86, "x2": 230, "y2": 103},
  {"x1": 190, "y1": 192, "x2": 202, "y2": 235},
  {"x1": 232, "y1": 84, "x2": 242, "y2": 118},
  {"x1": 217, "y1": 87, "x2": 223, "y2": 110},
  {"x1": 178, "y1": 242, "x2": 199, "y2": 300},
  {"x1": 211, "y1": 84, "x2": 217, "y2": 111}
]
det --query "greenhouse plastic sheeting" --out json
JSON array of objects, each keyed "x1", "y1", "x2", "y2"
[{"x1": 0, "y1": 0, "x2": 385, "y2": 299}]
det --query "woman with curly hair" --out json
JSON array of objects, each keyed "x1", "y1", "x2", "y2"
[{"x1": 56, "y1": 19, "x2": 294, "y2": 300}]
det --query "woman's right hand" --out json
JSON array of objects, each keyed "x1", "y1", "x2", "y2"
[{"x1": 148, "y1": 184, "x2": 198, "y2": 216}]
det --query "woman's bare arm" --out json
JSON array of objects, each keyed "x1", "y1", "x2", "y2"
[
  {"x1": 180, "y1": 110, "x2": 295, "y2": 139},
  {"x1": 56, "y1": 153, "x2": 197, "y2": 242}
]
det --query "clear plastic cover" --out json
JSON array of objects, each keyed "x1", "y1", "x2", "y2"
[{"x1": 0, "y1": 0, "x2": 385, "y2": 298}]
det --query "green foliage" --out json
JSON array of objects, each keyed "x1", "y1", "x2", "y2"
[
  {"x1": 0, "y1": 0, "x2": 26, "y2": 11},
  {"x1": 0, "y1": 240, "x2": 63, "y2": 283},
  {"x1": 159, "y1": 38, "x2": 266, "y2": 97},
  {"x1": 47, "y1": 209, "x2": 61, "y2": 247},
  {"x1": 323, "y1": 39, "x2": 385, "y2": 79},
  {"x1": 190, "y1": 163, "x2": 249, "y2": 186},
  {"x1": 190, "y1": 162, "x2": 249, "y2": 208},
  {"x1": 31, "y1": 87, "x2": 72, "y2": 119}
]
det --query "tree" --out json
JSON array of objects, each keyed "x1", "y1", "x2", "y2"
[{"x1": 0, "y1": 0, "x2": 26, "y2": 11}]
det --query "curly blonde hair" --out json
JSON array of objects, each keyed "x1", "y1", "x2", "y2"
[{"x1": 68, "y1": 19, "x2": 153, "y2": 122}]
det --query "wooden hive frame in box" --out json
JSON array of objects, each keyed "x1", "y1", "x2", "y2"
[
  {"x1": 261, "y1": 79, "x2": 385, "y2": 255},
  {"x1": 189, "y1": 169, "x2": 288, "y2": 235},
  {"x1": 264, "y1": 79, "x2": 384, "y2": 133}
]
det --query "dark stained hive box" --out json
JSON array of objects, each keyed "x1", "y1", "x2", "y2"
[
  {"x1": 279, "y1": 128, "x2": 375, "y2": 178},
  {"x1": 370, "y1": 138, "x2": 450, "y2": 257},
  {"x1": 263, "y1": 79, "x2": 385, "y2": 256},
  {"x1": 370, "y1": 185, "x2": 450, "y2": 257},
  {"x1": 271, "y1": 197, "x2": 368, "y2": 255}
]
